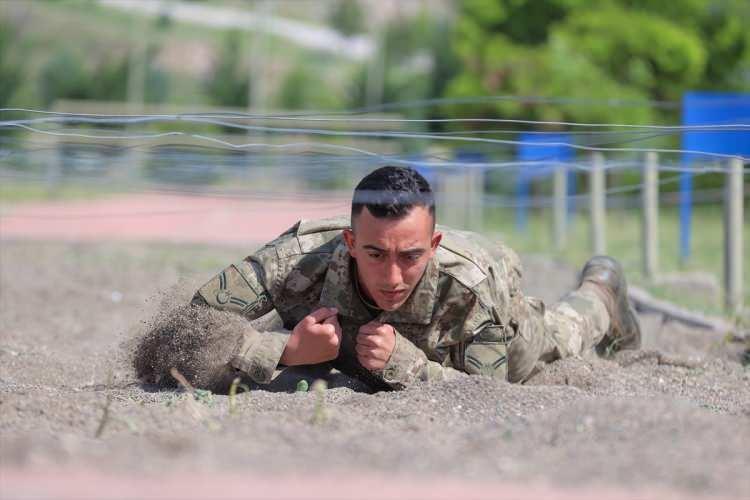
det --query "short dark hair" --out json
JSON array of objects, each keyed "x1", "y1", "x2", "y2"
[{"x1": 351, "y1": 166, "x2": 435, "y2": 226}]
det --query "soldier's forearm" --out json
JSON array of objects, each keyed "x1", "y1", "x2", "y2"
[
  {"x1": 379, "y1": 328, "x2": 464, "y2": 390},
  {"x1": 230, "y1": 309, "x2": 292, "y2": 384}
]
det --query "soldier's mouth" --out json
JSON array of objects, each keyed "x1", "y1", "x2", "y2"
[{"x1": 380, "y1": 289, "x2": 407, "y2": 300}]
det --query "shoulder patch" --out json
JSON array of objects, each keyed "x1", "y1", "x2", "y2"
[
  {"x1": 297, "y1": 231, "x2": 343, "y2": 254},
  {"x1": 295, "y1": 216, "x2": 348, "y2": 253},
  {"x1": 436, "y1": 230, "x2": 491, "y2": 289},
  {"x1": 297, "y1": 215, "x2": 350, "y2": 235},
  {"x1": 436, "y1": 246, "x2": 486, "y2": 289},
  {"x1": 274, "y1": 234, "x2": 303, "y2": 260},
  {"x1": 278, "y1": 221, "x2": 301, "y2": 237},
  {"x1": 196, "y1": 263, "x2": 274, "y2": 320},
  {"x1": 438, "y1": 228, "x2": 496, "y2": 268}
]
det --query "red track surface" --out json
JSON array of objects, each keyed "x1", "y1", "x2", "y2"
[
  {"x1": 1, "y1": 468, "x2": 725, "y2": 500},
  {"x1": 0, "y1": 194, "x2": 350, "y2": 245}
]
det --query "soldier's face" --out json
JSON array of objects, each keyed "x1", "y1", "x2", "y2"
[{"x1": 344, "y1": 205, "x2": 442, "y2": 311}]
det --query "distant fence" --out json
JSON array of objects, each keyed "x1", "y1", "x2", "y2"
[
  {"x1": 0, "y1": 99, "x2": 747, "y2": 313},
  {"x1": 427, "y1": 152, "x2": 745, "y2": 314}
]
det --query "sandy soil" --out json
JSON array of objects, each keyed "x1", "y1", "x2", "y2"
[{"x1": 1, "y1": 241, "x2": 748, "y2": 499}]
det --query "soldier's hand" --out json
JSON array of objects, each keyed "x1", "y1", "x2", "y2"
[
  {"x1": 281, "y1": 307, "x2": 342, "y2": 366},
  {"x1": 356, "y1": 321, "x2": 396, "y2": 371}
]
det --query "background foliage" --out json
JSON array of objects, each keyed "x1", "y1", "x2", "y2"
[
  {"x1": 443, "y1": 0, "x2": 750, "y2": 124},
  {"x1": 3, "y1": 0, "x2": 748, "y2": 121}
]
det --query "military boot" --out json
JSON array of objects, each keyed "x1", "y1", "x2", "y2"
[{"x1": 579, "y1": 256, "x2": 641, "y2": 354}]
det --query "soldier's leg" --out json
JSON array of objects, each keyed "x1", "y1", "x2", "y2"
[
  {"x1": 506, "y1": 257, "x2": 640, "y2": 382},
  {"x1": 505, "y1": 283, "x2": 611, "y2": 382},
  {"x1": 484, "y1": 242, "x2": 640, "y2": 382},
  {"x1": 539, "y1": 282, "x2": 612, "y2": 360}
]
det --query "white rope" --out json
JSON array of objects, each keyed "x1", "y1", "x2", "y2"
[
  {"x1": 3, "y1": 107, "x2": 749, "y2": 130},
  {"x1": 5, "y1": 122, "x2": 748, "y2": 163}
]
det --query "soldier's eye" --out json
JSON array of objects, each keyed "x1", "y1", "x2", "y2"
[{"x1": 402, "y1": 252, "x2": 422, "y2": 262}]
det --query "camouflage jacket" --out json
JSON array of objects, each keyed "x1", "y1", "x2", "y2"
[{"x1": 193, "y1": 216, "x2": 539, "y2": 390}]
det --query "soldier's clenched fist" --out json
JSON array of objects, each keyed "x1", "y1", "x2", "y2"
[
  {"x1": 281, "y1": 307, "x2": 342, "y2": 366},
  {"x1": 356, "y1": 321, "x2": 396, "y2": 371}
]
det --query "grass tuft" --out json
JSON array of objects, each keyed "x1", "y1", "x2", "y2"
[
  {"x1": 94, "y1": 371, "x2": 114, "y2": 439},
  {"x1": 311, "y1": 379, "x2": 328, "y2": 425},
  {"x1": 228, "y1": 376, "x2": 251, "y2": 415}
]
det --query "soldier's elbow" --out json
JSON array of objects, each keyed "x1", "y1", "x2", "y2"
[
  {"x1": 506, "y1": 345, "x2": 540, "y2": 383},
  {"x1": 506, "y1": 364, "x2": 533, "y2": 383},
  {"x1": 190, "y1": 292, "x2": 209, "y2": 307}
]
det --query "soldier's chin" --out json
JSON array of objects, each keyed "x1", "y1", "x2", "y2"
[
  {"x1": 376, "y1": 291, "x2": 410, "y2": 311},
  {"x1": 378, "y1": 301, "x2": 402, "y2": 311}
]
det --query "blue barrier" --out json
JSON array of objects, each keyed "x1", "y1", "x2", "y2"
[
  {"x1": 516, "y1": 133, "x2": 573, "y2": 232},
  {"x1": 681, "y1": 92, "x2": 750, "y2": 262},
  {"x1": 409, "y1": 154, "x2": 436, "y2": 185},
  {"x1": 455, "y1": 150, "x2": 487, "y2": 214},
  {"x1": 454, "y1": 150, "x2": 487, "y2": 185}
]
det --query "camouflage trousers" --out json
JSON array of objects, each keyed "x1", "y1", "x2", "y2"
[{"x1": 506, "y1": 284, "x2": 611, "y2": 382}]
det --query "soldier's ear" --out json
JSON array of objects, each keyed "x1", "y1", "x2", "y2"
[
  {"x1": 430, "y1": 231, "x2": 442, "y2": 253},
  {"x1": 343, "y1": 228, "x2": 356, "y2": 254}
]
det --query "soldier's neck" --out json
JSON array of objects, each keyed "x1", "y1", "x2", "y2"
[{"x1": 351, "y1": 261, "x2": 382, "y2": 317}]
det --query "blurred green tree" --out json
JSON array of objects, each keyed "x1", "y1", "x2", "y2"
[
  {"x1": 39, "y1": 50, "x2": 92, "y2": 106},
  {"x1": 555, "y1": 7, "x2": 707, "y2": 101},
  {"x1": 445, "y1": 0, "x2": 750, "y2": 125},
  {"x1": 348, "y1": 14, "x2": 461, "y2": 120},
  {"x1": 0, "y1": 21, "x2": 24, "y2": 108},
  {"x1": 38, "y1": 45, "x2": 169, "y2": 107},
  {"x1": 141, "y1": 44, "x2": 170, "y2": 104},
  {"x1": 328, "y1": 0, "x2": 365, "y2": 36},
  {"x1": 90, "y1": 57, "x2": 129, "y2": 102},
  {"x1": 623, "y1": 0, "x2": 750, "y2": 92},
  {"x1": 278, "y1": 62, "x2": 344, "y2": 110},
  {"x1": 205, "y1": 30, "x2": 250, "y2": 108}
]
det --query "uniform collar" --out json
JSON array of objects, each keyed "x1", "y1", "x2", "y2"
[
  {"x1": 319, "y1": 241, "x2": 438, "y2": 325},
  {"x1": 319, "y1": 242, "x2": 372, "y2": 322}
]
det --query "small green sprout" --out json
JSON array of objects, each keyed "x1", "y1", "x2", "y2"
[
  {"x1": 228, "y1": 376, "x2": 251, "y2": 415},
  {"x1": 311, "y1": 379, "x2": 328, "y2": 425}
]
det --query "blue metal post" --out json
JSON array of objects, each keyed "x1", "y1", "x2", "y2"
[
  {"x1": 681, "y1": 91, "x2": 750, "y2": 264},
  {"x1": 516, "y1": 133, "x2": 573, "y2": 235},
  {"x1": 516, "y1": 172, "x2": 530, "y2": 232}
]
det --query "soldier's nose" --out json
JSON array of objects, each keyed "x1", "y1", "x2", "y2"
[{"x1": 385, "y1": 262, "x2": 403, "y2": 285}]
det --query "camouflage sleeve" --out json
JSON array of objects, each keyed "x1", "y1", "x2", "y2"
[
  {"x1": 481, "y1": 243, "x2": 547, "y2": 383},
  {"x1": 379, "y1": 319, "x2": 523, "y2": 389},
  {"x1": 380, "y1": 328, "x2": 466, "y2": 390},
  {"x1": 461, "y1": 322, "x2": 513, "y2": 379},
  {"x1": 379, "y1": 294, "x2": 515, "y2": 389},
  {"x1": 504, "y1": 294, "x2": 546, "y2": 383},
  {"x1": 191, "y1": 258, "x2": 290, "y2": 384}
]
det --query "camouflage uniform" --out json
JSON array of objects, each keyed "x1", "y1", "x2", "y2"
[{"x1": 192, "y1": 216, "x2": 611, "y2": 389}]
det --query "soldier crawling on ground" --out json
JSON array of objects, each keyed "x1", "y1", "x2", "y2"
[{"x1": 135, "y1": 166, "x2": 641, "y2": 392}]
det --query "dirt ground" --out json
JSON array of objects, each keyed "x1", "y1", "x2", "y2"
[{"x1": 1, "y1": 240, "x2": 748, "y2": 499}]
